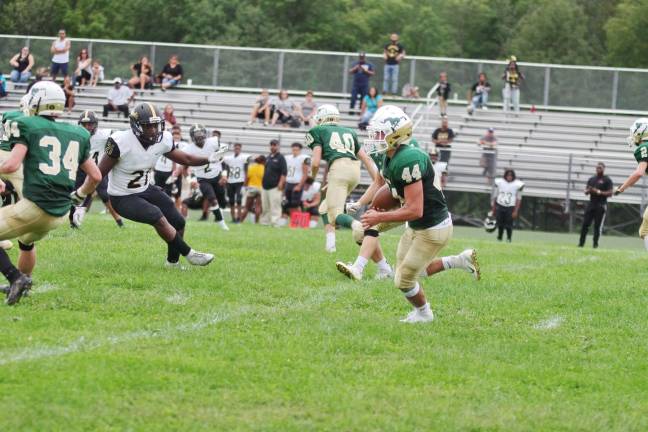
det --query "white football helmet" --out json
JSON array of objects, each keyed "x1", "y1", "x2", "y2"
[
  {"x1": 19, "y1": 94, "x2": 32, "y2": 116},
  {"x1": 628, "y1": 118, "x2": 648, "y2": 147},
  {"x1": 364, "y1": 105, "x2": 413, "y2": 155},
  {"x1": 313, "y1": 104, "x2": 340, "y2": 125},
  {"x1": 26, "y1": 81, "x2": 65, "y2": 117}
]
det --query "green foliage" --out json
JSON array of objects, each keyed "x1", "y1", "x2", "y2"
[{"x1": 606, "y1": 0, "x2": 648, "y2": 68}]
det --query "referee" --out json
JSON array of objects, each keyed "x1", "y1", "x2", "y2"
[{"x1": 579, "y1": 162, "x2": 613, "y2": 249}]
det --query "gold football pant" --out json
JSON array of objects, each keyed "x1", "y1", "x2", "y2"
[
  {"x1": 394, "y1": 225, "x2": 453, "y2": 290},
  {"x1": 319, "y1": 158, "x2": 361, "y2": 224},
  {"x1": 640, "y1": 207, "x2": 648, "y2": 238},
  {"x1": 0, "y1": 149, "x2": 23, "y2": 199},
  {"x1": 0, "y1": 199, "x2": 67, "y2": 245}
]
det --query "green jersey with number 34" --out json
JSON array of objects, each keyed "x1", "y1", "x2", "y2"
[
  {"x1": 6, "y1": 116, "x2": 90, "y2": 216},
  {"x1": 382, "y1": 143, "x2": 449, "y2": 229},
  {"x1": 306, "y1": 124, "x2": 359, "y2": 164},
  {"x1": 634, "y1": 142, "x2": 648, "y2": 173},
  {"x1": 1, "y1": 110, "x2": 25, "y2": 151}
]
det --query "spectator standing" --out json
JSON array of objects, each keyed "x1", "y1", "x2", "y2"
[
  {"x1": 349, "y1": 52, "x2": 374, "y2": 110},
  {"x1": 502, "y1": 56, "x2": 524, "y2": 113},
  {"x1": 50, "y1": 29, "x2": 71, "y2": 80},
  {"x1": 9, "y1": 47, "x2": 34, "y2": 83},
  {"x1": 223, "y1": 143, "x2": 248, "y2": 223},
  {"x1": 90, "y1": 60, "x2": 104, "y2": 86},
  {"x1": 247, "y1": 88, "x2": 273, "y2": 126},
  {"x1": 383, "y1": 33, "x2": 405, "y2": 95},
  {"x1": 468, "y1": 72, "x2": 491, "y2": 114},
  {"x1": 436, "y1": 72, "x2": 451, "y2": 117},
  {"x1": 261, "y1": 140, "x2": 287, "y2": 227},
  {"x1": 432, "y1": 117, "x2": 455, "y2": 163},
  {"x1": 358, "y1": 86, "x2": 383, "y2": 130},
  {"x1": 301, "y1": 177, "x2": 321, "y2": 228},
  {"x1": 401, "y1": 83, "x2": 420, "y2": 98},
  {"x1": 284, "y1": 142, "x2": 310, "y2": 219},
  {"x1": 479, "y1": 127, "x2": 497, "y2": 183},
  {"x1": 160, "y1": 55, "x2": 183, "y2": 90},
  {"x1": 241, "y1": 155, "x2": 265, "y2": 223},
  {"x1": 299, "y1": 90, "x2": 317, "y2": 126},
  {"x1": 62, "y1": 76, "x2": 75, "y2": 112},
  {"x1": 128, "y1": 56, "x2": 153, "y2": 90},
  {"x1": 579, "y1": 163, "x2": 613, "y2": 249},
  {"x1": 271, "y1": 89, "x2": 300, "y2": 128},
  {"x1": 492, "y1": 169, "x2": 524, "y2": 242},
  {"x1": 102, "y1": 77, "x2": 134, "y2": 118},
  {"x1": 163, "y1": 104, "x2": 177, "y2": 127},
  {"x1": 73, "y1": 48, "x2": 92, "y2": 86}
]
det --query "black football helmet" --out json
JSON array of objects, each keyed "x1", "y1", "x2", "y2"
[
  {"x1": 130, "y1": 103, "x2": 165, "y2": 147},
  {"x1": 189, "y1": 124, "x2": 208, "y2": 148},
  {"x1": 78, "y1": 110, "x2": 98, "y2": 136},
  {"x1": 484, "y1": 211, "x2": 497, "y2": 233}
]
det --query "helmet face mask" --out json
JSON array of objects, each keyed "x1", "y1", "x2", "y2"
[
  {"x1": 189, "y1": 124, "x2": 208, "y2": 148},
  {"x1": 314, "y1": 104, "x2": 340, "y2": 125},
  {"x1": 363, "y1": 105, "x2": 413, "y2": 155},
  {"x1": 130, "y1": 103, "x2": 165, "y2": 147},
  {"x1": 78, "y1": 111, "x2": 98, "y2": 136}
]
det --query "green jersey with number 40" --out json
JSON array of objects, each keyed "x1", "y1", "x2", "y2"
[
  {"x1": 6, "y1": 116, "x2": 91, "y2": 216},
  {"x1": 634, "y1": 142, "x2": 648, "y2": 173},
  {"x1": 306, "y1": 124, "x2": 359, "y2": 164},
  {"x1": 1, "y1": 110, "x2": 25, "y2": 151},
  {"x1": 382, "y1": 143, "x2": 448, "y2": 229}
]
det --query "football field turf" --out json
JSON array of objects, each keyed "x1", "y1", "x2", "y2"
[{"x1": 0, "y1": 213, "x2": 646, "y2": 431}]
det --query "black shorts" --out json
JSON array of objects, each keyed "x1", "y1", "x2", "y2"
[
  {"x1": 183, "y1": 194, "x2": 203, "y2": 210},
  {"x1": 154, "y1": 170, "x2": 174, "y2": 197},
  {"x1": 227, "y1": 183, "x2": 244, "y2": 206},
  {"x1": 110, "y1": 185, "x2": 184, "y2": 229},
  {"x1": 284, "y1": 183, "x2": 302, "y2": 208},
  {"x1": 303, "y1": 205, "x2": 319, "y2": 216},
  {"x1": 198, "y1": 176, "x2": 227, "y2": 208},
  {"x1": 256, "y1": 103, "x2": 274, "y2": 118}
]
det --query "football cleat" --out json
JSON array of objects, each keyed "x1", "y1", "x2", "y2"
[
  {"x1": 6, "y1": 274, "x2": 32, "y2": 306},
  {"x1": 0, "y1": 285, "x2": 8, "y2": 294},
  {"x1": 165, "y1": 260, "x2": 181, "y2": 268},
  {"x1": 185, "y1": 250, "x2": 214, "y2": 266},
  {"x1": 217, "y1": 220, "x2": 230, "y2": 231},
  {"x1": 459, "y1": 249, "x2": 481, "y2": 281},
  {"x1": 400, "y1": 308, "x2": 434, "y2": 323},
  {"x1": 0, "y1": 240, "x2": 13, "y2": 250},
  {"x1": 375, "y1": 266, "x2": 394, "y2": 281},
  {"x1": 336, "y1": 261, "x2": 362, "y2": 281}
]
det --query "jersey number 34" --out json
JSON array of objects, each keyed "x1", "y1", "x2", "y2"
[{"x1": 39, "y1": 136, "x2": 79, "y2": 181}]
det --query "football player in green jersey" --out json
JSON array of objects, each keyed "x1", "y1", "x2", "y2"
[
  {"x1": 306, "y1": 104, "x2": 377, "y2": 252},
  {"x1": 359, "y1": 105, "x2": 480, "y2": 323},
  {"x1": 0, "y1": 81, "x2": 101, "y2": 304},
  {"x1": 615, "y1": 117, "x2": 648, "y2": 250}
]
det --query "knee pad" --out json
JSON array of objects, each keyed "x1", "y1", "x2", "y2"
[
  {"x1": 364, "y1": 229, "x2": 379, "y2": 238},
  {"x1": 352, "y1": 224, "x2": 365, "y2": 245},
  {"x1": 18, "y1": 241, "x2": 34, "y2": 251}
]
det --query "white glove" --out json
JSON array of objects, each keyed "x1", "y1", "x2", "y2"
[
  {"x1": 70, "y1": 190, "x2": 86, "y2": 205},
  {"x1": 165, "y1": 175, "x2": 177, "y2": 185},
  {"x1": 345, "y1": 201, "x2": 361, "y2": 214}
]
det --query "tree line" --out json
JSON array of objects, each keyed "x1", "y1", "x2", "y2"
[{"x1": 0, "y1": 0, "x2": 646, "y2": 68}]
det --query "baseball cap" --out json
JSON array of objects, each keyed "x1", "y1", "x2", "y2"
[
  {"x1": 113, "y1": 77, "x2": 122, "y2": 84},
  {"x1": 488, "y1": 127, "x2": 495, "y2": 132}
]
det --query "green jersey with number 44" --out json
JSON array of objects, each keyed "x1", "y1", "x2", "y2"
[
  {"x1": 1, "y1": 110, "x2": 25, "y2": 151},
  {"x1": 382, "y1": 143, "x2": 448, "y2": 229},
  {"x1": 634, "y1": 142, "x2": 648, "y2": 173},
  {"x1": 6, "y1": 116, "x2": 91, "y2": 216},
  {"x1": 306, "y1": 124, "x2": 359, "y2": 164}
]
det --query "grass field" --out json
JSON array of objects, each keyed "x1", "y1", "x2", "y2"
[{"x1": 1, "y1": 212, "x2": 647, "y2": 431}]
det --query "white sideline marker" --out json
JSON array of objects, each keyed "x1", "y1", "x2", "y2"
[{"x1": 534, "y1": 315, "x2": 564, "y2": 330}]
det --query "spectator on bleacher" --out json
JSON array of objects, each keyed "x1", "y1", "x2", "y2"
[
  {"x1": 62, "y1": 76, "x2": 75, "y2": 113},
  {"x1": 428, "y1": 148, "x2": 448, "y2": 188},
  {"x1": 26, "y1": 67, "x2": 49, "y2": 92},
  {"x1": 271, "y1": 89, "x2": 300, "y2": 128},
  {"x1": 579, "y1": 163, "x2": 613, "y2": 249},
  {"x1": 261, "y1": 139, "x2": 287, "y2": 227},
  {"x1": 163, "y1": 104, "x2": 177, "y2": 127},
  {"x1": 160, "y1": 55, "x2": 183, "y2": 90},
  {"x1": 9, "y1": 47, "x2": 34, "y2": 83},
  {"x1": 73, "y1": 48, "x2": 92, "y2": 87},
  {"x1": 479, "y1": 127, "x2": 497, "y2": 183},
  {"x1": 298, "y1": 90, "x2": 317, "y2": 126},
  {"x1": 102, "y1": 77, "x2": 134, "y2": 118},
  {"x1": 358, "y1": 86, "x2": 383, "y2": 130},
  {"x1": 301, "y1": 177, "x2": 321, "y2": 228},
  {"x1": 50, "y1": 29, "x2": 71, "y2": 81},
  {"x1": 212, "y1": 129, "x2": 221, "y2": 138},
  {"x1": 241, "y1": 155, "x2": 265, "y2": 223},
  {"x1": 383, "y1": 33, "x2": 405, "y2": 95},
  {"x1": 432, "y1": 117, "x2": 455, "y2": 164},
  {"x1": 467, "y1": 73, "x2": 491, "y2": 114},
  {"x1": 247, "y1": 88, "x2": 273, "y2": 126},
  {"x1": 401, "y1": 83, "x2": 420, "y2": 99},
  {"x1": 0, "y1": 73, "x2": 7, "y2": 99},
  {"x1": 128, "y1": 56, "x2": 153, "y2": 90},
  {"x1": 436, "y1": 72, "x2": 451, "y2": 117},
  {"x1": 90, "y1": 60, "x2": 104, "y2": 86},
  {"x1": 502, "y1": 56, "x2": 524, "y2": 113},
  {"x1": 349, "y1": 52, "x2": 374, "y2": 110}
]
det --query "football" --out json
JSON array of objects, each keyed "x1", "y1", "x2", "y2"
[{"x1": 371, "y1": 184, "x2": 400, "y2": 211}]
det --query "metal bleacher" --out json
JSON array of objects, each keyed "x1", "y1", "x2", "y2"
[{"x1": 1, "y1": 82, "x2": 645, "y2": 207}]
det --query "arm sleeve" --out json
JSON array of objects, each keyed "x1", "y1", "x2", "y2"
[
  {"x1": 305, "y1": 131, "x2": 319, "y2": 149},
  {"x1": 432, "y1": 129, "x2": 439, "y2": 140},
  {"x1": 280, "y1": 155, "x2": 287, "y2": 176},
  {"x1": 6, "y1": 119, "x2": 30, "y2": 149},
  {"x1": 104, "y1": 137, "x2": 121, "y2": 159},
  {"x1": 79, "y1": 135, "x2": 91, "y2": 163}
]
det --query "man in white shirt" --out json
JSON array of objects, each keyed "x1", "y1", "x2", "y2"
[
  {"x1": 102, "y1": 78, "x2": 134, "y2": 118},
  {"x1": 300, "y1": 177, "x2": 321, "y2": 228},
  {"x1": 283, "y1": 142, "x2": 310, "y2": 218},
  {"x1": 492, "y1": 168, "x2": 524, "y2": 242},
  {"x1": 222, "y1": 143, "x2": 248, "y2": 223},
  {"x1": 50, "y1": 29, "x2": 71, "y2": 80}
]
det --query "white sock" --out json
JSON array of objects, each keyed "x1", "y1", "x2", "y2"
[
  {"x1": 326, "y1": 232, "x2": 336, "y2": 248},
  {"x1": 644, "y1": 236, "x2": 648, "y2": 251},
  {"x1": 442, "y1": 255, "x2": 462, "y2": 270},
  {"x1": 353, "y1": 256, "x2": 369, "y2": 271},
  {"x1": 376, "y1": 258, "x2": 391, "y2": 272},
  {"x1": 309, "y1": 220, "x2": 317, "y2": 228},
  {"x1": 417, "y1": 302, "x2": 431, "y2": 313}
]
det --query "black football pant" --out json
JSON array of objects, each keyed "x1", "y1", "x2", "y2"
[
  {"x1": 496, "y1": 204, "x2": 514, "y2": 241},
  {"x1": 579, "y1": 204, "x2": 606, "y2": 247}
]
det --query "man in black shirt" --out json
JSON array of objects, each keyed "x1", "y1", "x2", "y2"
[
  {"x1": 383, "y1": 33, "x2": 405, "y2": 95},
  {"x1": 579, "y1": 162, "x2": 613, "y2": 248},
  {"x1": 432, "y1": 118, "x2": 455, "y2": 164},
  {"x1": 261, "y1": 139, "x2": 287, "y2": 227}
]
